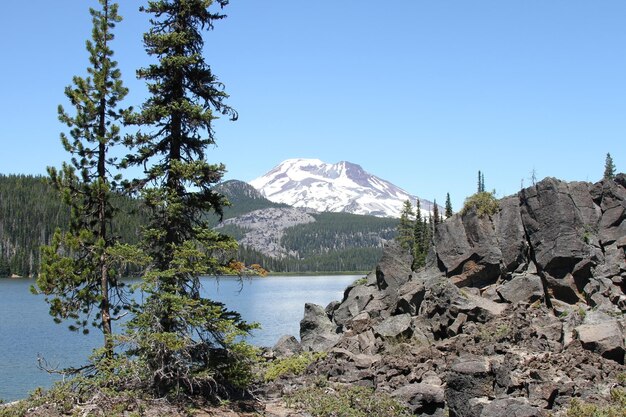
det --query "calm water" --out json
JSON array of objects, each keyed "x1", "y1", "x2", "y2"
[{"x1": 0, "y1": 274, "x2": 359, "y2": 401}]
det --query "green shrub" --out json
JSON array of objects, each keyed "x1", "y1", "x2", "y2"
[
  {"x1": 353, "y1": 276, "x2": 368, "y2": 286},
  {"x1": 461, "y1": 191, "x2": 499, "y2": 217},
  {"x1": 566, "y1": 388, "x2": 626, "y2": 417},
  {"x1": 263, "y1": 352, "x2": 326, "y2": 382},
  {"x1": 286, "y1": 384, "x2": 410, "y2": 417}
]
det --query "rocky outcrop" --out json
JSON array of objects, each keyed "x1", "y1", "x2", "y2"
[
  {"x1": 299, "y1": 303, "x2": 340, "y2": 352},
  {"x1": 216, "y1": 207, "x2": 316, "y2": 258},
  {"x1": 277, "y1": 175, "x2": 626, "y2": 416}
]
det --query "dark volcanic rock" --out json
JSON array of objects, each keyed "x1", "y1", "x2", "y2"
[
  {"x1": 372, "y1": 313, "x2": 412, "y2": 339},
  {"x1": 446, "y1": 356, "x2": 495, "y2": 417},
  {"x1": 576, "y1": 319, "x2": 625, "y2": 364},
  {"x1": 519, "y1": 178, "x2": 599, "y2": 277},
  {"x1": 272, "y1": 335, "x2": 302, "y2": 358},
  {"x1": 591, "y1": 174, "x2": 626, "y2": 246},
  {"x1": 493, "y1": 195, "x2": 528, "y2": 272},
  {"x1": 435, "y1": 211, "x2": 502, "y2": 287},
  {"x1": 479, "y1": 398, "x2": 544, "y2": 417},
  {"x1": 300, "y1": 303, "x2": 339, "y2": 352},
  {"x1": 287, "y1": 175, "x2": 626, "y2": 417},
  {"x1": 374, "y1": 241, "x2": 412, "y2": 293},
  {"x1": 496, "y1": 274, "x2": 544, "y2": 304},
  {"x1": 392, "y1": 383, "x2": 445, "y2": 415}
]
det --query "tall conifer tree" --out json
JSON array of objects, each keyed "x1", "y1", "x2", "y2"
[
  {"x1": 604, "y1": 153, "x2": 616, "y2": 180},
  {"x1": 444, "y1": 193, "x2": 453, "y2": 218},
  {"x1": 412, "y1": 199, "x2": 426, "y2": 269},
  {"x1": 37, "y1": 0, "x2": 129, "y2": 356},
  {"x1": 432, "y1": 199, "x2": 440, "y2": 224},
  {"x1": 396, "y1": 200, "x2": 415, "y2": 251},
  {"x1": 123, "y1": 0, "x2": 256, "y2": 396}
]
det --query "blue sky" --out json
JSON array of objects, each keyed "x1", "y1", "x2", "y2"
[{"x1": 1, "y1": 1, "x2": 625, "y2": 211}]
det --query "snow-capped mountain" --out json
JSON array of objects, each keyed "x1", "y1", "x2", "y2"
[{"x1": 249, "y1": 158, "x2": 434, "y2": 218}]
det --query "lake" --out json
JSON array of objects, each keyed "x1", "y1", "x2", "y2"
[{"x1": 0, "y1": 274, "x2": 360, "y2": 402}]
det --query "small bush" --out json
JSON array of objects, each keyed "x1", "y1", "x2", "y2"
[
  {"x1": 286, "y1": 384, "x2": 410, "y2": 417},
  {"x1": 461, "y1": 191, "x2": 499, "y2": 217},
  {"x1": 566, "y1": 388, "x2": 626, "y2": 417},
  {"x1": 353, "y1": 276, "x2": 368, "y2": 286},
  {"x1": 263, "y1": 352, "x2": 326, "y2": 382}
]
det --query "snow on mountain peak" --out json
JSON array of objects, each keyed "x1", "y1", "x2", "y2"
[{"x1": 249, "y1": 159, "x2": 434, "y2": 218}]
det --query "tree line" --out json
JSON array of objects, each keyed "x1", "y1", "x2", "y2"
[
  {"x1": 236, "y1": 244, "x2": 385, "y2": 273},
  {"x1": 281, "y1": 212, "x2": 397, "y2": 258},
  {"x1": 0, "y1": 174, "x2": 143, "y2": 277}
]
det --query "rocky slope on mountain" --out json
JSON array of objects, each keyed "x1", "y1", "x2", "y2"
[
  {"x1": 249, "y1": 158, "x2": 435, "y2": 218},
  {"x1": 212, "y1": 182, "x2": 398, "y2": 269},
  {"x1": 264, "y1": 175, "x2": 626, "y2": 416},
  {"x1": 217, "y1": 207, "x2": 317, "y2": 258}
]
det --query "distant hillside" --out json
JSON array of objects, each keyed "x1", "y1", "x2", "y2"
[
  {"x1": 0, "y1": 176, "x2": 398, "y2": 276},
  {"x1": 215, "y1": 203, "x2": 398, "y2": 272},
  {"x1": 209, "y1": 180, "x2": 288, "y2": 224},
  {"x1": 0, "y1": 175, "x2": 144, "y2": 277}
]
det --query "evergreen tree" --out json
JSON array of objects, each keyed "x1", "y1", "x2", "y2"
[
  {"x1": 412, "y1": 199, "x2": 426, "y2": 269},
  {"x1": 123, "y1": 0, "x2": 256, "y2": 396},
  {"x1": 604, "y1": 153, "x2": 616, "y2": 180},
  {"x1": 36, "y1": 0, "x2": 129, "y2": 356},
  {"x1": 444, "y1": 193, "x2": 453, "y2": 218},
  {"x1": 0, "y1": 254, "x2": 10, "y2": 277},
  {"x1": 432, "y1": 199, "x2": 440, "y2": 224},
  {"x1": 425, "y1": 213, "x2": 433, "y2": 249},
  {"x1": 396, "y1": 200, "x2": 414, "y2": 251},
  {"x1": 477, "y1": 171, "x2": 485, "y2": 193}
]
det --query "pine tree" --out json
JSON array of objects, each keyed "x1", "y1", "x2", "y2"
[
  {"x1": 445, "y1": 193, "x2": 453, "y2": 218},
  {"x1": 36, "y1": 0, "x2": 130, "y2": 356},
  {"x1": 432, "y1": 199, "x2": 440, "y2": 224},
  {"x1": 477, "y1": 170, "x2": 482, "y2": 193},
  {"x1": 604, "y1": 153, "x2": 616, "y2": 180},
  {"x1": 425, "y1": 213, "x2": 433, "y2": 249},
  {"x1": 396, "y1": 200, "x2": 414, "y2": 251},
  {"x1": 123, "y1": 0, "x2": 256, "y2": 396},
  {"x1": 0, "y1": 254, "x2": 10, "y2": 277},
  {"x1": 412, "y1": 199, "x2": 426, "y2": 269}
]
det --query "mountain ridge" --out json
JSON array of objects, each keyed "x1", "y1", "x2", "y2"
[{"x1": 249, "y1": 158, "x2": 435, "y2": 218}]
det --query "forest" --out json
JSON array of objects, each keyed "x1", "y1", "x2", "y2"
[
  {"x1": 0, "y1": 175, "x2": 398, "y2": 276},
  {"x1": 0, "y1": 174, "x2": 144, "y2": 277}
]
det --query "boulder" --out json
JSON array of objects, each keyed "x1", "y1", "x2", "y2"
[
  {"x1": 374, "y1": 241, "x2": 412, "y2": 293},
  {"x1": 392, "y1": 383, "x2": 445, "y2": 415},
  {"x1": 591, "y1": 175, "x2": 626, "y2": 246},
  {"x1": 519, "y1": 178, "x2": 598, "y2": 276},
  {"x1": 446, "y1": 356, "x2": 495, "y2": 417},
  {"x1": 394, "y1": 280, "x2": 426, "y2": 315},
  {"x1": 332, "y1": 284, "x2": 376, "y2": 327},
  {"x1": 372, "y1": 313, "x2": 412, "y2": 339},
  {"x1": 531, "y1": 314, "x2": 563, "y2": 342},
  {"x1": 497, "y1": 274, "x2": 544, "y2": 304},
  {"x1": 272, "y1": 335, "x2": 302, "y2": 358},
  {"x1": 435, "y1": 214, "x2": 474, "y2": 274},
  {"x1": 300, "y1": 303, "x2": 340, "y2": 352},
  {"x1": 346, "y1": 311, "x2": 371, "y2": 334},
  {"x1": 451, "y1": 291, "x2": 507, "y2": 323},
  {"x1": 543, "y1": 272, "x2": 583, "y2": 304},
  {"x1": 479, "y1": 398, "x2": 544, "y2": 417},
  {"x1": 493, "y1": 195, "x2": 528, "y2": 272},
  {"x1": 575, "y1": 320, "x2": 625, "y2": 364},
  {"x1": 435, "y1": 210, "x2": 502, "y2": 287},
  {"x1": 448, "y1": 312, "x2": 468, "y2": 337}
]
